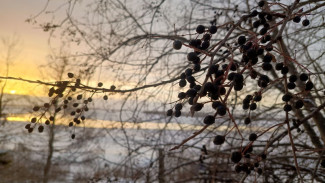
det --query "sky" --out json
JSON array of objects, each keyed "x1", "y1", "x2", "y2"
[{"x1": 0, "y1": 0, "x2": 58, "y2": 95}]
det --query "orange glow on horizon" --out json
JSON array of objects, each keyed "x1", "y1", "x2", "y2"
[{"x1": 6, "y1": 114, "x2": 273, "y2": 132}]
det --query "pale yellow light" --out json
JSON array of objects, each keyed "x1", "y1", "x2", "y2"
[{"x1": 10, "y1": 90, "x2": 16, "y2": 94}]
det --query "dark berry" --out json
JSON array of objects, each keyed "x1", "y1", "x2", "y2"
[
  {"x1": 295, "y1": 100, "x2": 304, "y2": 109},
  {"x1": 186, "y1": 88, "x2": 197, "y2": 97},
  {"x1": 188, "y1": 97, "x2": 194, "y2": 105},
  {"x1": 25, "y1": 124, "x2": 31, "y2": 129},
  {"x1": 68, "y1": 122, "x2": 73, "y2": 127},
  {"x1": 203, "y1": 82, "x2": 215, "y2": 93},
  {"x1": 103, "y1": 95, "x2": 108, "y2": 100},
  {"x1": 282, "y1": 94, "x2": 292, "y2": 102},
  {"x1": 38, "y1": 125, "x2": 44, "y2": 133},
  {"x1": 178, "y1": 92, "x2": 186, "y2": 100},
  {"x1": 217, "y1": 105, "x2": 227, "y2": 116},
  {"x1": 204, "y1": 115, "x2": 215, "y2": 125},
  {"x1": 300, "y1": 73, "x2": 308, "y2": 81},
  {"x1": 212, "y1": 101, "x2": 222, "y2": 109},
  {"x1": 173, "y1": 40, "x2": 182, "y2": 50},
  {"x1": 289, "y1": 75, "x2": 297, "y2": 83},
  {"x1": 45, "y1": 120, "x2": 50, "y2": 125},
  {"x1": 253, "y1": 20, "x2": 261, "y2": 28},
  {"x1": 28, "y1": 128, "x2": 33, "y2": 133},
  {"x1": 193, "y1": 63, "x2": 200, "y2": 71},
  {"x1": 196, "y1": 25, "x2": 205, "y2": 34},
  {"x1": 275, "y1": 63, "x2": 284, "y2": 70},
  {"x1": 67, "y1": 72, "x2": 74, "y2": 78},
  {"x1": 180, "y1": 73, "x2": 186, "y2": 79},
  {"x1": 243, "y1": 103, "x2": 250, "y2": 110},
  {"x1": 213, "y1": 135, "x2": 225, "y2": 145},
  {"x1": 31, "y1": 117, "x2": 37, "y2": 123},
  {"x1": 189, "y1": 39, "x2": 199, "y2": 47},
  {"x1": 260, "y1": 75, "x2": 270, "y2": 83},
  {"x1": 284, "y1": 104, "x2": 292, "y2": 112},
  {"x1": 262, "y1": 62, "x2": 272, "y2": 71},
  {"x1": 175, "y1": 110, "x2": 181, "y2": 117},
  {"x1": 264, "y1": 35, "x2": 271, "y2": 42},
  {"x1": 249, "y1": 133, "x2": 258, "y2": 141},
  {"x1": 258, "y1": 1, "x2": 265, "y2": 7},
  {"x1": 234, "y1": 82, "x2": 244, "y2": 91},
  {"x1": 251, "y1": 57, "x2": 258, "y2": 65},
  {"x1": 209, "y1": 25, "x2": 217, "y2": 34},
  {"x1": 250, "y1": 103, "x2": 257, "y2": 110},
  {"x1": 193, "y1": 85, "x2": 201, "y2": 91},
  {"x1": 175, "y1": 103, "x2": 183, "y2": 111},
  {"x1": 238, "y1": 36, "x2": 246, "y2": 45},
  {"x1": 247, "y1": 49, "x2": 257, "y2": 59},
  {"x1": 231, "y1": 152, "x2": 242, "y2": 163},
  {"x1": 302, "y1": 19, "x2": 310, "y2": 26},
  {"x1": 71, "y1": 134, "x2": 75, "y2": 139},
  {"x1": 243, "y1": 98, "x2": 251, "y2": 104},
  {"x1": 76, "y1": 94, "x2": 82, "y2": 100},
  {"x1": 244, "y1": 95, "x2": 251, "y2": 100},
  {"x1": 260, "y1": 153, "x2": 267, "y2": 160},
  {"x1": 193, "y1": 103, "x2": 204, "y2": 111},
  {"x1": 33, "y1": 106, "x2": 40, "y2": 111},
  {"x1": 257, "y1": 48, "x2": 264, "y2": 55},
  {"x1": 287, "y1": 82, "x2": 296, "y2": 90},
  {"x1": 228, "y1": 72, "x2": 236, "y2": 81},
  {"x1": 166, "y1": 109, "x2": 173, "y2": 116},
  {"x1": 55, "y1": 107, "x2": 61, "y2": 113},
  {"x1": 179, "y1": 79, "x2": 187, "y2": 87},
  {"x1": 293, "y1": 16, "x2": 301, "y2": 23},
  {"x1": 187, "y1": 52, "x2": 198, "y2": 62},
  {"x1": 250, "y1": 10, "x2": 258, "y2": 17},
  {"x1": 244, "y1": 117, "x2": 251, "y2": 125},
  {"x1": 245, "y1": 42, "x2": 253, "y2": 50},
  {"x1": 266, "y1": 14, "x2": 273, "y2": 21},
  {"x1": 230, "y1": 63, "x2": 237, "y2": 71},
  {"x1": 305, "y1": 81, "x2": 314, "y2": 91},
  {"x1": 245, "y1": 95, "x2": 252, "y2": 100},
  {"x1": 44, "y1": 103, "x2": 50, "y2": 108},
  {"x1": 265, "y1": 45, "x2": 273, "y2": 51},
  {"x1": 186, "y1": 76, "x2": 195, "y2": 84},
  {"x1": 218, "y1": 87, "x2": 226, "y2": 95},
  {"x1": 235, "y1": 165, "x2": 242, "y2": 173},
  {"x1": 281, "y1": 66, "x2": 289, "y2": 75},
  {"x1": 258, "y1": 80, "x2": 268, "y2": 88},
  {"x1": 254, "y1": 95, "x2": 262, "y2": 102},
  {"x1": 88, "y1": 97, "x2": 93, "y2": 102},
  {"x1": 259, "y1": 27, "x2": 267, "y2": 35},
  {"x1": 234, "y1": 73, "x2": 244, "y2": 83}
]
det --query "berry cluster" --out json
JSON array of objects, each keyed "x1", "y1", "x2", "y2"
[
  {"x1": 168, "y1": 0, "x2": 318, "y2": 176},
  {"x1": 26, "y1": 73, "x2": 115, "y2": 139}
]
